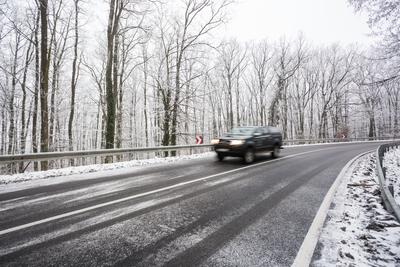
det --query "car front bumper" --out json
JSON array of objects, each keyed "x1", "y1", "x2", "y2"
[{"x1": 214, "y1": 144, "x2": 247, "y2": 157}]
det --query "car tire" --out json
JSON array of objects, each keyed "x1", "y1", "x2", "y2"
[
  {"x1": 271, "y1": 145, "x2": 280, "y2": 158},
  {"x1": 217, "y1": 153, "x2": 224, "y2": 161},
  {"x1": 243, "y1": 148, "x2": 255, "y2": 164}
]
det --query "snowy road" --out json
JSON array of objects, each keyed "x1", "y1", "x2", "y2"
[{"x1": 0, "y1": 142, "x2": 388, "y2": 266}]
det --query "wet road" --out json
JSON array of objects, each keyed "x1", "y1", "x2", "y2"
[{"x1": 0, "y1": 142, "x2": 383, "y2": 266}]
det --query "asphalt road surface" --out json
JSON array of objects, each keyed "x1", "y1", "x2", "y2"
[{"x1": 0, "y1": 142, "x2": 385, "y2": 266}]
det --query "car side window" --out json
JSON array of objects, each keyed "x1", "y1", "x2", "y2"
[
  {"x1": 264, "y1": 127, "x2": 270, "y2": 134},
  {"x1": 269, "y1": 127, "x2": 279, "y2": 133},
  {"x1": 254, "y1": 128, "x2": 263, "y2": 135}
]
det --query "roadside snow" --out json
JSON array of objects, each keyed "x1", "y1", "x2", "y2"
[
  {"x1": 0, "y1": 152, "x2": 214, "y2": 185},
  {"x1": 313, "y1": 153, "x2": 400, "y2": 267},
  {"x1": 383, "y1": 146, "x2": 400, "y2": 206}
]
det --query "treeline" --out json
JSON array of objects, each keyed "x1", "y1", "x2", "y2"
[{"x1": 0, "y1": 0, "x2": 399, "y2": 169}]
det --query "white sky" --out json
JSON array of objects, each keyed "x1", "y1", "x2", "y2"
[{"x1": 221, "y1": 0, "x2": 372, "y2": 45}]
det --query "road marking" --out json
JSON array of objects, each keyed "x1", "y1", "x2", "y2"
[
  {"x1": 168, "y1": 175, "x2": 185, "y2": 180},
  {"x1": 0, "y1": 147, "x2": 343, "y2": 237},
  {"x1": 291, "y1": 150, "x2": 373, "y2": 267}
]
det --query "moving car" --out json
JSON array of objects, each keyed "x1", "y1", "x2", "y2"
[{"x1": 211, "y1": 126, "x2": 283, "y2": 163}]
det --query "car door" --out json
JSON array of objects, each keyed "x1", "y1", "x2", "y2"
[
  {"x1": 263, "y1": 127, "x2": 273, "y2": 149},
  {"x1": 253, "y1": 128, "x2": 264, "y2": 149}
]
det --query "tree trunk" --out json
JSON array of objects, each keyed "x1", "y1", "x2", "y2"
[
  {"x1": 105, "y1": 0, "x2": 117, "y2": 159},
  {"x1": 228, "y1": 75, "x2": 233, "y2": 129},
  {"x1": 19, "y1": 35, "x2": 33, "y2": 172},
  {"x1": 309, "y1": 96, "x2": 314, "y2": 138},
  {"x1": 368, "y1": 114, "x2": 375, "y2": 139},
  {"x1": 129, "y1": 91, "x2": 135, "y2": 148},
  {"x1": 1, "y1": 105, "x2": 6, "y2": 155},
  {"x1": 282, "y1": 85, "x2": 288, "y2": 139},
  {"x1": 235, "y1": 75, "x2": 240, "y2": 126},
  {"x1": 68, "y1": 0, "x2": 79, "y2": 165},
  {"x1": 394, "y1": 94, "x2": 399, "y2": 137},
  {"x1": 32, "y1": 9, "x2": 40, "y2": 171},
  {"x1": 8, "y1": 32, "x2": 21, "y2": 156},
  {"x1": 162, "y1": 99, "x2": 171, "y2": 147},
  {"x1": 114, "y1": 34, "x2": 122, "y2": 149},
  {"x1": 269, "y1": 77, "x2": 284, "y2": 126},
  {"x1": 39, "y1": 0, "x2": 50, "y2": 170},
  {"x1": 142, "y1": 47, "x2": 149, "y2": 147},
  {"x1": 171, "y1": 64, "x2": 181, "y2": 149},
  {"x1": 49, "y1": 56, "x2": 57, "y2": 151}
]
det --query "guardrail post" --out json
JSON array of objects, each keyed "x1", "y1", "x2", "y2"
[
  {"x1": 21, "y1": 161, "x2": 30, "y2": 173},
  {"x1": 388, "y1": 185, "x2": 394, "y2": 197}
]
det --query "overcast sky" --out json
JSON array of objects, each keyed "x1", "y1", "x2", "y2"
[{"x1": 221, "y1": 0, "x2": 372, "y2": 46}]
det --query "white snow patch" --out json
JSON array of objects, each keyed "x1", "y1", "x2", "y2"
[
  {"x1": 313, "y1": 153, "x2": 400, "y2": 266},
  {"x1": 0, "y1": 152, "x2": 214, "y2": 185},
  {"x1": 383, "y1": 146, "x2": 400, "y2": 206}
]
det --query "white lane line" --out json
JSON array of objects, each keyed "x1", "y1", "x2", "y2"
[
  {"x1": 168, "y1": 175, "x2": 185, "y2": 180},
  {"x1": 0, "y1": 147, "x2": 343, "y2": 237},
  {"x1": 291, "y1": 150, "x2": 373, "y2": 267}
]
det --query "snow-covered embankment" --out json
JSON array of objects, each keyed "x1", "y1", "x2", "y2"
[
  {"x1": 313, "y1": 152, "x2": 400, "y2": 266},
  {"x1": 0, "y1": 152, "x2": 214, "y2": 185}
]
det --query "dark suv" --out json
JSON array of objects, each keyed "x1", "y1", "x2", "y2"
[{"x1": 211, "y1": 126, "x2": 283, "y2": 163}]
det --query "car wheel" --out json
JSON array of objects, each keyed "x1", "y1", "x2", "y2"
[
  {"x1": 271, "y1": 145, "x2": 280, "y2": 158},
  {"x1": 243, "y1": 149, "x2": 255, "y2": 164},
  {"x1": 217, "y1": 153, "x2": 224, "y2": 161}
]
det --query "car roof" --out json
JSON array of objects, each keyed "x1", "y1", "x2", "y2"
[
  {"x1": 235, "y1": 126, "x2": 260, "y2": 128},
  {"x1": 235, "y1": 126, "x2": 281, "y2": 131}
]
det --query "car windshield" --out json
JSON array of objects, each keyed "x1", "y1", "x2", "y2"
[{"x1": 226, "y1": 127, "x2": 255, "y2": 136}]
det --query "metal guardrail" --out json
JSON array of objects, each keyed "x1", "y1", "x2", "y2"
[
  {"x1": 282, "y1": 136, "x2": 397, "y2": 145},
  {"x1": 0, "y1": 137, "x2": 398, "y2": 164},
  {"x1": 376, "y1": 142, "x2": 400, "y2": 222},
  {"x1": 0, "y1": 137, "x2": 394, "y2": 175},
  {"x1": 0, "y1": 136, "x2": 396, "y2": 163},
  {"x1": 0, "y1": 144, "x2": 214, "y2": 164}
]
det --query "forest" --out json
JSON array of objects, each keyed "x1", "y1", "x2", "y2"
[{"x1": 0, "y1": 0, "x2": 399, "y2": 170}]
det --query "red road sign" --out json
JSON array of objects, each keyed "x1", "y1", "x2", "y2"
[{"x1": 196, "y1": 135, "x2": 203, "y2": 145}]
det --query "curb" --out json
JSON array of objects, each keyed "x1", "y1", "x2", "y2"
[{"x1": 291, "y1": 150, "x2": 373, "y2": 267}]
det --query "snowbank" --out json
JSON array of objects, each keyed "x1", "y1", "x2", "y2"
[
  {"x1": 313, "y1": 154, "x2": 400, "y2": 266},
  {"x1": 0, "y1": 152, "x2": 214, "y2": 185},
  {"x1": 383, "y1": 146, "x2": 400, "y2": 206}
]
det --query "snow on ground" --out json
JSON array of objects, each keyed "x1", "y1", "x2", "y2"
[
  {"x1": 383, "y1": 146, "x2": 400, "y2": 206},
  {"x1": 0, "y1": 152, "x2": 214, "y2": 185},
  {"x1": 313, "y1": 153, "x2": 400, "y2": 267}
]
